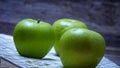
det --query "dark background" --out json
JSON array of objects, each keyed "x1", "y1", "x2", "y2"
[
  {"x1": 0, "y1": 0, "x2": 120, "y2": 65},
  {"x1": 0, "y1": 0, "x2": 120, "y2": 47}
]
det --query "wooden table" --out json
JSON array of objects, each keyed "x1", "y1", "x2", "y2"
[{"x1": 0, "y1": 34, "x2": 120, "y2": 68}]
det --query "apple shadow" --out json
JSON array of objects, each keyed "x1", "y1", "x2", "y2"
[
  {"x1": 53, "y1": 53, "x2": 59, "y2": 57},
  {"x1": 41, "y1": 58, "x2": 56, "y2": 61}
]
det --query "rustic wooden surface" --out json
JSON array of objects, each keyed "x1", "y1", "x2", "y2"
[
  {"x1": 0, "y1": 34, "x2": 120, "y2": 68},
  {"x1": 0, "y1": 57, "x2": 19, "y2": 68}
]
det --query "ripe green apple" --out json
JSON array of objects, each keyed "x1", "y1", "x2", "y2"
[
  {"x1": 13, "y1": 18, "x2": 55, "y2": 59},
  {"x1": 53, "y1": 18, "x2": 88, "y2": 55},
  {"x1": 59, "y1": 28, "x2": 106, "y2": 68}
]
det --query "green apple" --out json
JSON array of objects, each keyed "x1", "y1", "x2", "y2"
[
  {"x1": 59, "y1": 28, "x2": 106, "y2": 68},
  {"x1": 53, "y1": 18, "x2": 88, "y2": 55},
  {"x1": 13, "y1": 18, "x2": 55, "y2": 59}
]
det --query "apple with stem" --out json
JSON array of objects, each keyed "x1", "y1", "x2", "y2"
[
  {"x1": 59, "y1": 28, "x2": 106, "y2": 68},
  {"x1": 53, "y1": 18, "x2": 88, "y2": 56},
  {"x1": 13, "y1": 18, "x2": 55, "y2": 59}
]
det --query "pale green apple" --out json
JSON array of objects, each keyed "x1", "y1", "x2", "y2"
[
  {"x1": 53, "y1": 18, "x2": 88, "y2": 55},
  {"x1": 59, "y1": 28, "x2": 106, "y2": 68},
  {"x1": 13, "y1": 18, "x2": 55, "y2": 59}
]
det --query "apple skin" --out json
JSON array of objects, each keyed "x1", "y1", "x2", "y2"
[
  {"x1": 13, "y1": 19, "x2": 55, "y2": 59},
  {"x1": 59, "y1": 28, "x2": 106, "y2": 68},
  {"x1": 53, "y1": 18, "x2": 88, "y2": 55}
]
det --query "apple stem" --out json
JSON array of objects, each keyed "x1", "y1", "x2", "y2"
[{"x1": 37, "y1": 20, "x2": 40, "y2": 23}]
